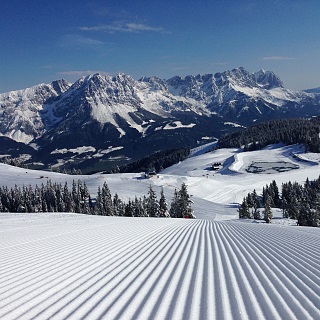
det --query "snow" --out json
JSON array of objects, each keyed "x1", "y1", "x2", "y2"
[
  {"x1": 0, "y1": 213, "x2": 319, "y2": 320},
  {"x1": 0, "y1": 143, "x2": 320, "y2": 319},
  {"x1": 162, "y1": 144, "x2": 320, "y2": 208},
  {"x1": 224, "y1": 121, "x2": 245, "y2": 128},
  {"x1": 163, "y1": 121, "x2": 196, "y2": 130},
  {"x1": 0, "y1": 82, "x2": 70, "y2": 143},
  {"x1": 51, "y1": 146, "x2": 96, "y2": 154},
  {"x1": 230, "y1": 83, "x2": 303, "y2": 108},
  {"x1": 190, "y1": 141, "x2": 218, "y2": 157},
  {"x1": 92, "y1": 146, "x2": 124, "y2": 158}
]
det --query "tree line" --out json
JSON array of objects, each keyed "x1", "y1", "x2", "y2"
[
  {"x1": 219, "y1": 117, "x2": 320, "y2": 153},
  {"x1": 103, "y1": 147, "x2": 190, "y2": 174},
  {"x1": 0, "y1": 179, "x2": 195, "y2": 218},
  {"x1": 239, "y1": 178, "x2": 320, "y2": 227}
]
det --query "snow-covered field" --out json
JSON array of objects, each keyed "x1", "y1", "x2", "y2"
[
  {"x1": 1, "y1": 143, "x2": 320, "y2": 319},
  {"x1": 0, "y1": 213, "x2": 319, "y2": 320}
]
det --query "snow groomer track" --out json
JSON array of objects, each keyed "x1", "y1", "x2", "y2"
[{"x1": 0, "y1": 213, "x2": 319, "y2": 320}]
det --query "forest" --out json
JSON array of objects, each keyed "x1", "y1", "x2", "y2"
[
  {"x1": 103, "y1": 146, "x2": 190, "y2": 174},
  {"x1": 239, "y1": 177, "x2": 320, "y2": 227},
  {"x1": 0, "y1": 179, "x2": 195, "y2": 219},
  {"x1": 219, "y1": 117, "x2": 320, "y2": 152}
]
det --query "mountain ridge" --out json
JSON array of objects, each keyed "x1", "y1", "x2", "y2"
[{"x1": 0, "y1": 67, "x2": 319, "y2": 172}]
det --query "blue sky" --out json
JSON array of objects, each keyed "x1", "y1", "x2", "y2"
[{"x1": 1, "y1": 0, "x2": 319, "y2": 93}]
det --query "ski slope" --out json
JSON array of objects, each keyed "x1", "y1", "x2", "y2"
[
  {"x1": 0, "y1": 213, "x2": 319, "y2": 320},
  {"x1": 0, "y1": 144, "x2": 320, "y2": 319}
]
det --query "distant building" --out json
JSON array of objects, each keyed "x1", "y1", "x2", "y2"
[
  {"x1": 212, "y1": 162, "x2": 222, "y2": 171},
  {"x1": 145, "y1": 170, "x2": 158, "y2": 178}
]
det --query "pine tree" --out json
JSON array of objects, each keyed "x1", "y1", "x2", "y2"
[
  {"x1": 101, "y1": 182, "x2": 114, "y2": 216},
  {"x1": 146, "y1": 185, "x2": 159, "y2": 217},
  {"x1": 238, "y1": 197, "x2": 250, "y2": 219},
  {"x1": 177, "y1": 183, "x2": 195, "y2": 219},
  {"x1": 63, "y1": 182, "x2": 73, "y2": 212},
  {"x1": 95, "y1": 186, "x2": 104, "y2": 215},
  {"x1": 159, "y1": 188, "x2": 170, "y2": 217},
  {"x1": 263, "y1": 195, "x2": 273, "y2": 223},
  {"x1": 170, "y1": 189, "x2": 179, "y2": 218},
  {"x1": 271, "y1": 180, "x2": 280, "y2": 207},
  {"x1": 124, "y1": 199, "x2": 134, "y2": 217},
  {"x1": 252, "y1": 189, "x2": 261, "y2": 219},
  {"x1": 298, "y1": 202, "x2": 310, "y2": 226},
  {"x1": 288, "y1": 196, "x2": 300, "y2": 219},
  {"x1": 113, "y1": 193, "x2": 121, "y2": 216},
  {"x1": 311, "y1": 208, "x2": 320, "y2": 227}
]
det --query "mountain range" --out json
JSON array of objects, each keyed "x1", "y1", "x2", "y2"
[{"x1": 0, "y1": 67, "x2": 319, "y2": 172}]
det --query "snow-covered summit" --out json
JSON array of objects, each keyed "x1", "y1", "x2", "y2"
[
  {"x1": 0, "y1": 67, "x2": 315, "y2": 144},
  {"x1": 0, "y1": 80, "x2": 71, "y2": 143},
  {"x1": 0, "y1": 67, "x2": 319, "y2": 171}
]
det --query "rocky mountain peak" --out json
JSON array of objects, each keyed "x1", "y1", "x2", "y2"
[
  {"x1": 254, "y1": 69, "x2": 284, "y2": 89},
  {"x1": 0, "y1": 67, "x2": 317, "y2": 149}
]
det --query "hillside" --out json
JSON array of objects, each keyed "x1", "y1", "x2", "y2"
[{"x1": 218, "y1": 117, "x2": 320, "y2": 152}]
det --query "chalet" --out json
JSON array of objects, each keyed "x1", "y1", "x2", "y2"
[
  {"x1": 142, "y1": 170, "x2": 158, "y2": 179},
  {"x1": 212, "y1": 162, "x2": 222, "y2": 171}
]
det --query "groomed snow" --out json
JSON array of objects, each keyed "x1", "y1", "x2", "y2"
[{"x1": 0, "y1": 213, "x2": 319, "y2": 320}]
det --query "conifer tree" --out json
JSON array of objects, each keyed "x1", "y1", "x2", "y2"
[
  {"x1": 170, "y1": 189, "x2": 179, "y2": 218},
  {"x1": 125, "y1": 199, "x2": 134, "y2": 217},
  {"x1": 113, "y1": 193, "x2": 121, "y2": 216},
  {"x1": 63, "y1": 182, "x2": 73, "y2": 212},
  {"x1": 238, "y1": 197, "x2": 250, "y2": 219},
  {"x1": 95, "y1": 186, "x2": 104, "y2": 215},
  {"x1": 101, "y1": 182, "x2": 114, "y2": 216},
  {"x1": 252, "y1": 189, "x2": 261, "y2": 219},
  {"x1": 146, "y1": 185, "x2": 159, "y2": 217},
  {"x1": 159, "y1": 187, "x2": 170, "y2": 217},
  {"x1": 177, "y1": 183, "x2": 195, "y2": 218},
  {"x1": 263, "y1": 195, "x2": 273, "y2": 223}
]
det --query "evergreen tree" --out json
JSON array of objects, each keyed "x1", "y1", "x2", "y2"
[
  {"x1": 177, "y1": 183, "x2": 195, "y2": 219},
  {"x1": 159, "y1": 188, "x2": 170, "y2": 217},
  {"x1": 263, "y1": 195, "x2": 273, "y2": 223},
  {"x1": 170, "y1": 189, "x2": 179, "y2": 218},
  {"x1": 311, "y1": 208, "x2": 320, "y2": 227},
  {"x1": 95, "y1": 186, "x2": 104, "y2": 215},
  {"x1": 252, "y1": 189, "x2": 261, "y2": 219},
  {"x1": 238, "y1": 197, "x2": 250, "y2": 219},
  {"x1": 63, "y1": 182, "x2": 73, "y2": 212},
  {"x1": 146, "y1": 185, "x2": 159, "y2": 217},
  {"x1": 271, "y1": 180, "x2": 280, "y2": 207},
  {"x1": 124, "y1": 199, "x2": 134, "y2": 217},
  {"x1": 113, "y1": 193, "x2": 121, "y2": 216},
  {"x1": 101, "y1": 182, "x2": 114, "y2": 216}
]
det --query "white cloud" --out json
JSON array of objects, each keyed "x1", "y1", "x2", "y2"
[
  {"x1": 59, "y1": 34, "x2": 105, "y2": 47},
  {"x1": 80, "y1": 21, "x2": 164, "y2": 34},
  {"x1": 262, "y1": 56, "x2": 296, "y2": 61}
]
